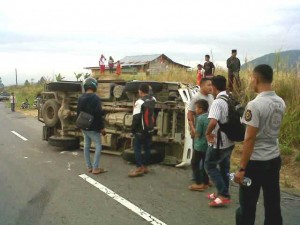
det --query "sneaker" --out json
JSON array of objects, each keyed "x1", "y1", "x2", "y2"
[
  {"x1": 87, "y1": 168, "x2": 93, "y2": 173},
  {"x1": 92, "y1": 168, "x2": 107, "y2": 174},
  {"x1": 128, "y1": 167, "x2": 144, "y2": 177}
]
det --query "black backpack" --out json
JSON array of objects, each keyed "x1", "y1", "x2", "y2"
[
  {"x1": 217, "y1": 94, "x2": 245, "y2": 146},
  {"x1": 141, "y1": 96, "x2": 156, "y2": 133}
]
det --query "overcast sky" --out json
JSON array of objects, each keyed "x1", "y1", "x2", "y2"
[{"x1": 0, "y1": 0, "x2": 299, "y2": 85}]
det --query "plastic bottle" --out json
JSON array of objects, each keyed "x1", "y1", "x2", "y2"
[{"x1": 229, "y1": 173, "x2": 252, "y2": 186}]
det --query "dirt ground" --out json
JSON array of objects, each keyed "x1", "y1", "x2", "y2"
[{"x1": 19, "y1": 108, "x2": 300, "y2": 192}]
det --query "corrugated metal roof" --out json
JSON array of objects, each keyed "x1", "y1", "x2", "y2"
[
  {"x1": 84, "y1": 54, "x2": 190, "y2": 69},
  {"x1": 119, "y1": 54, "x2": 162, "y2": 66}
]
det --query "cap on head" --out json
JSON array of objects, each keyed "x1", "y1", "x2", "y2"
[
  {"x1": 83, "y1": 77, "x2": 98, "y2": 92},
  {"x1": 232, "y1": 49, "x2": 237, "y2": 53}
]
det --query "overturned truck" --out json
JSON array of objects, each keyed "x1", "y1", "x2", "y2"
[{"x1": 38, "y1": 76, "x2": 199, "y2": 167}]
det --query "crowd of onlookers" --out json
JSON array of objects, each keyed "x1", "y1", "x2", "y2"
[{"x1": 99, "y1": 54, "x2": 121, "y2": 75}]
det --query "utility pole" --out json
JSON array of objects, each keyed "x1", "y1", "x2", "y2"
[{"x1": 15, "y1": 68, "x2": 18, "y2": 86}]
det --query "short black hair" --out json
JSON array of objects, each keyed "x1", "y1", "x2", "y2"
[
  {"x1": 200, "y1": 78, "x2": 211, "y2": 86},
  {"x1": 197, "y1": 64, "x2": 203, "y2": 68},
  {"x1": 139, "y1": 83, "x2": 149, "y2": 94},
  {"x1": 195, "y1": 99, "x2": 209, "y2": 112},
  {"x1": 211, "y1": 75, "x2": 227, "y2": 91},
  {"x1": 253, "y1": 64, "x2": 273, "y2": 83},
  {"x1": 205, "y1": 55, "x2": 210, "y2": 58}
]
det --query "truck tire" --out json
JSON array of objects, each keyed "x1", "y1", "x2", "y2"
[
  {"x1": 124, "y1": 81, "x2": 163, "y2": 93},
  {"x1": 47, "y1": 82, "x2": 82, "y2": 92},
  {"x1": 122, "y1": 149, "x2": 164, "y2": 164},
  {"x1": 48, "y1": 135, "x2": 79, "y2": 150},
  {"x1": 42, "y1": 99, "x2": 60, "y2": 127}
]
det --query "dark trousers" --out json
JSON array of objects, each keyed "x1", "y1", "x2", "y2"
[
  {"x1": 134, "y1": 133, "x2": 151, "y2": 167},
  {"x1": 191, "y1": 150, "x2": 209, "y2": 185},
  {"x1": 205, "y1": 145, "x2": 234, "y2": 197},
  {"x1": 236, "y1": 156, "x2": 282, "y2": 225},
  {"x1": 11, "y1": 103, "x2": 15, "y2": 112},
  {"x1": 228, "y1": 71, "x2": 241, "y2": 91}
]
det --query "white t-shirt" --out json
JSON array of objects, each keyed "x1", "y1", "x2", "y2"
[
  {"x1": 242, "y1": 91, "x2": 286, "y2": 160},
  {"x1": 10, "y1": 96, "x2": 17, "y2": 104},
  {"x1": 188, "y1": 92, "x2": 214, "y2": 112},
  {"x1": 99, "y1": 57, "x2": 105, "y2": 66},
  {"x1": 208, "y1": 91, "x2": 234, "y2": 149}
]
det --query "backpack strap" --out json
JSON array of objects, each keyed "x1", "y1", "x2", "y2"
[{"x1": 216, "y1": 95, "x2": 229, "y2": 149}]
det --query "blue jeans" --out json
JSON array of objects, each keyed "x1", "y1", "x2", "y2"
[
  {"x1": 205, "y1": 145, "x2": 234, "y2": 197},
  {"x1": 82, "y1": 130, "x2": 102, "y2": 169},
  {"x1": 134, "y1": 133, "x2": 151, "y2": 167}
]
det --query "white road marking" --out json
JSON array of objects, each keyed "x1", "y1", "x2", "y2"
[
  {"x1": 11, "y1": 131, "x2": 28, "y2": 141},
  {"x1": 79, "y1": 174, "x2": 167, "y2": 225},
  {"x1": 24, "y1": 156, "x2": 28, "y2": 159}
]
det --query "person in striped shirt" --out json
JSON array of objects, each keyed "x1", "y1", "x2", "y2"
[{"x1": 205, "y1": 75, "x2": 235, "y2": 207}]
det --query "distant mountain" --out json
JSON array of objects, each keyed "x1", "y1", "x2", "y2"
[{"x1": 241, "y1": 50, "x2": 300, "y2": 70}]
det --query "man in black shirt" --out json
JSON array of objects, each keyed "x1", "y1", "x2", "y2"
[
  {"x1": 227, "y1": 49, "x2": 241, "y2": 91},
  {"x1": 77, "y1": 77, "x2": 106, "y2": 174},
  {"x1": 203, "y1": 55, "x2": 215, "y2": 78}
]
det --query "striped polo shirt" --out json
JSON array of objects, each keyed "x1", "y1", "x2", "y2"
[{"x1": 208, "y1": 91, "x2": 234, "y2": 149}]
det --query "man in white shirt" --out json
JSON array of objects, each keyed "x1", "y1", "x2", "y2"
[
  {"x1": 10, "y1": 92, "x2": 17, "y2": 112},
  {"x1": 234, "y1": 65, "x2": 285, "y2": 225},
  {"x1": 188, "y1": 78, "x2": 214, "y2": 138},
  {"x1": 205, "y1": 75, "x2": 235, "y2": 207}
]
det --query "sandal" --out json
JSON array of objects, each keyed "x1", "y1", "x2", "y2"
[
  {"x1": 207, "y1": 193, "x2": 217, "y2": 200},
  {"x1": 189, "y1": 184, "x2": 205, "y2": 192},
  {"x1": 209, "y1": 197, "x2": 231, "y2": 207}
]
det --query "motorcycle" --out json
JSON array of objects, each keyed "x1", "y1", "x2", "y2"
[{"x1": 21, "y1": 99, "x2": 30, "y2": 109}]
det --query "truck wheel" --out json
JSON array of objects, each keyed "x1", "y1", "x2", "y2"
[
  {"x1": 42, "y1": 99, "x2": 60, "y2": 127},
  {"x1": 124, "y1": 81, "x2": 163, "y2": 93},
  {"x1": 48, "y1": 135, "x2": 79, "y2": 150},
  {"x1": 122, "y1": 149, "x2": 164, "y2": 164},
  {"x1": 47, "y1": 82, "x2": 82, "y2": 92}
]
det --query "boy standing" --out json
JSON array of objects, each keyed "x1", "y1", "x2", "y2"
[
  {"x1": 189, "y1": 99, "x2": 210, "y2": 191},
  {"x1": 205, "y1": 75, "x2": 235, "y2": 207},
  {"x1": 203, "y1": 55, "x2": 215, "y2": 79}
]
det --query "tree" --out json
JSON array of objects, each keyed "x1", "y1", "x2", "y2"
[
  {"x1": 55, "y1": 73, "x2": 65, "y2": 81},
  {"x1": 38, "y1": 76, "x2": 47, "y2": 85},
  {"x1": 0, "y1": 77, "x2": 4, "y2": 89},
  {"x1": 24, "y1": 80, "x2": 30, "y2": 86},
  {"x1": 74, "y1": 72, "x2": 83, "y2": 81}
]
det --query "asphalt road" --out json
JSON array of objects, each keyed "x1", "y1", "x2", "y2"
[{"x1": 0, "y1": 102, "x2": 299, "y2": 225}]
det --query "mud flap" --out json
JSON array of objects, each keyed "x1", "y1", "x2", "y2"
[{"x1": 43, "y1": 126, "x2": 54, "y2": 141}]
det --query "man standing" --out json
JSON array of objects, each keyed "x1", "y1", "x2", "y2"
[
  {"x1": 203, "y1": 55, "x2": 215, "y2": 79},
  {"x1": 129, "y1": 83, "x2": 156, "y2": 177},
  {"x1": 205, "y1": 75, "x2": 235, "y2": 207},
  {"x1": 227, "y1": 49, "x2": 241, "y2": 91},
  {"x1": 235, "y1": 64, "x2": 285, "y2": 225},
  {"x1": 10, "y1": 92, "x2": 16, "y2": 112},
  {"x1": 188, "y1": 78, "x2": 214, "y2": 138},
  {"x1": 77, "y1": 77, "x2": 106, "y2": 174}
]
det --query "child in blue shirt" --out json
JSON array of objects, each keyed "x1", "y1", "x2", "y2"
[{"x1": 189, "y1": 99, "x2": 210, "y2": 191}]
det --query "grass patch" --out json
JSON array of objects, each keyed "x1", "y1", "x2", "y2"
[
  {"x1": 296, "y1": 153, "x2": 300, "y2": 162},
  {"x1": 280, "y1": 144, "x2": 294, "y2": 156}
]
